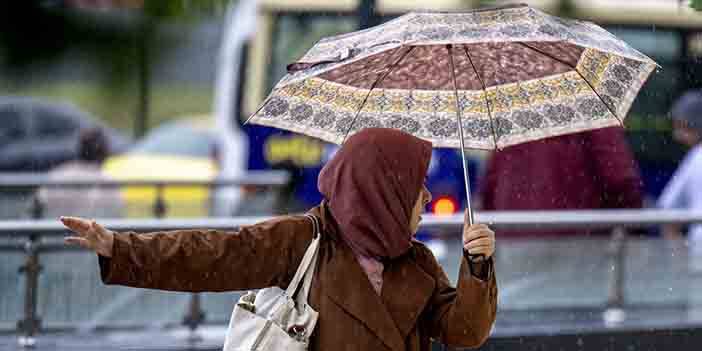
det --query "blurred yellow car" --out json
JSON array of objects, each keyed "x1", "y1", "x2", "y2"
[{"x1": 103, "y1": 116, "x2": 219, "y2": 218}]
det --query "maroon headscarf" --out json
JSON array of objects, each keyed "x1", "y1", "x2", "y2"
[{"x1": 318, "y1": 128, "x2": 432, "y2": 260}]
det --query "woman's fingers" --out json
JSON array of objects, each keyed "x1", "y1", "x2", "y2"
[
  {"x1": 60, "y1": 216, "x2": 92, "y2": 235},
  {"x1": 464, "y1": 229, "x2": 492, "y2": 242},
  {"x1": 463, "y1": 223, "x2": 495, "y2": 258},
  {"x1": 64, "y1": 236, "x2": 91, "y2": 248},
  {"x1": 463, "y1": 226, "x2": 493, "y2": 243},
  {"x1": 61, "y1": 217, "x2": 109, "y2": 239},
  {"x1": 62, "y1": 217, "x2": 114, "y2": 256},
  {"x1": 464, "y1": 237, "x2": 493, "y2": 250}
]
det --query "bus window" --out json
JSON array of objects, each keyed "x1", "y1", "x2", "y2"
[{"x1": 267, "y1": 14, "x2": 356, "y2": 91}]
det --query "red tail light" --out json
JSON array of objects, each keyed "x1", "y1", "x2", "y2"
[{"x1": 433, "y1": 197, "x2": 457, "y2": 216}]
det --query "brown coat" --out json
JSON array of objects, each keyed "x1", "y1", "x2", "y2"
[{"x1": 98, "y1": 205, "x2": 497, "y2": 350}]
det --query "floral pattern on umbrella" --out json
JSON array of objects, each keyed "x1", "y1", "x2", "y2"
[{"x1": 248, "y1": 4, "x2": 657, "y2": 150}]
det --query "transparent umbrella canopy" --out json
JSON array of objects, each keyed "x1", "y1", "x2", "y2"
[{"x1": 246, "y1": 3, "x2": 658, "y2": 224}]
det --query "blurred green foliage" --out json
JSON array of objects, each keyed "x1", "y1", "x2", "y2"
[
  {"x1": 0, "y1": 1, "x2": 234, "y2": 87},
  {"x1": 692, "y1": 0, "x2": 702, "y2": 11},
  {"x1": 0, "y1": 1, "x2": 234, "y2": 135},
  {"x1": 2, "y1": 82, "x2": 213, "y2": 133},
  {"x1": 144, "y1": 0, "x2": 232, "y2": 18}
]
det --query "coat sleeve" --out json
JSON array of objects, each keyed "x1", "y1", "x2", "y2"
[
  {"x1": 97, "y1": 215, "x2": 315, "y2": 292},
  {"x1": 423, "y1": 251, "x2": 497, "y2": 349}
]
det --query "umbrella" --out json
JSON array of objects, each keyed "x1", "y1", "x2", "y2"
[{"x1": 246, "y1": 3, "x2": 658, "y2": 224}]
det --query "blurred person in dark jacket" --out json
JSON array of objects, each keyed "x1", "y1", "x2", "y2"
[
  {"x1": 39, "y1": 128, "x2": 124, "y2": 218},
  {"x1": 481, "y1": 127, "x2": 643, "y2": 237}
]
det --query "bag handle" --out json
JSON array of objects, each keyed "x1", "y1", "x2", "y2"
[
  {"x1": 295, "y1": 219, "x2": 320, "y2": 305},
  {"x1": 285, "y1": 214, "x2": 321, "y2": 301}
]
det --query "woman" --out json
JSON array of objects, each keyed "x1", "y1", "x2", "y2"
[{"x1": 62, "y1": 128, "x2": 497, "y2": 350}]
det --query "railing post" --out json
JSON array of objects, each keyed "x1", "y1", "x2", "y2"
[
  {"x1": 604, "y1": 226, "x2": 627, "y2": 325},
  {"x1": 30, "y1": 194, "x2": 44, "y2": 220},
  {"x1": 183, "y1": 293, "x2": 205, "y2": 342},
  {"x1": 207, "y1": 180, "x2": 217, "y2": 217},
  {"x1": 153, "y1": 183, "x2": 167, "y2": 218},
  {"x1": 17, "y1": 234, "x2": 42, "y2": 348}
]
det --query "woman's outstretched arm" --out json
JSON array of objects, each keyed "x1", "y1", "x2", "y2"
[{"x1": 62, "y1": 215, "x2": 315, "y2": 292}]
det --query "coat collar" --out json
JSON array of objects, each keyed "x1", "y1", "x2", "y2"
[
  {"x1": 309, "y1": 204, "x2": 436, "y2": 351},
  {"x1": 381, "y1": 253, "x2": 435, "y2": 338}
]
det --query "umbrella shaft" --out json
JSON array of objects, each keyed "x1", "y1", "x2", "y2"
[
  {"x1": 459, "y1": 129, "x2": 475, "y2": 226},
  {"x1": 447, "y1": 44, "x2": 475, "y2": 226}
]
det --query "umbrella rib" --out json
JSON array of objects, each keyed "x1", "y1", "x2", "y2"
[
  {"x1": 516, "y1": 41, "x2": 623, "y2": 126},
  {"x1": 341, "y1": 46, "x2": 414, "y2": 144},
  {"x1": 461, "y1": 44, "x2": 499, "y2": 150},
  {"x1": 243, "y1": 91, "x2": 275, "y2": 126}
]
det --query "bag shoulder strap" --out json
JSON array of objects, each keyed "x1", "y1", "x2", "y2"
[
  {"x1": 296, "y1": 248, "x2": 319, "y2": 305},
  {"x1": 285, "y1": 214, "x2": 321, "y2": 299},
  {"x1": 296, "y1": 216, "x2": 321, "y2": 305}
]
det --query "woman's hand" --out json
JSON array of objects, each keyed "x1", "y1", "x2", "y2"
[
  {"x1": 463, "y1": 211, "x2": 495, "y2": 260},
  {"x1": 61, "y1": 216, "x2": 115, "y2": 257}
]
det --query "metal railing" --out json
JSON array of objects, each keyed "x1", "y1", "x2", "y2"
[
  {"x1": 0, "y1": 172, "x2": 291, "y2": 188},
  {"x1": 0, "y1": 171, "x2": 290, "y2": 219},
  {"x1": 1, "y1": 209, "x2": 702, "y2": 347},
  {"x1": 0, "y1": 173, "x2": 291, "y2": 347}
]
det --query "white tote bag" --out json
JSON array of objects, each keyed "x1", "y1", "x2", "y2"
[{"x1": 223, "y1": 214, "x2": 321, "y2": 351}]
